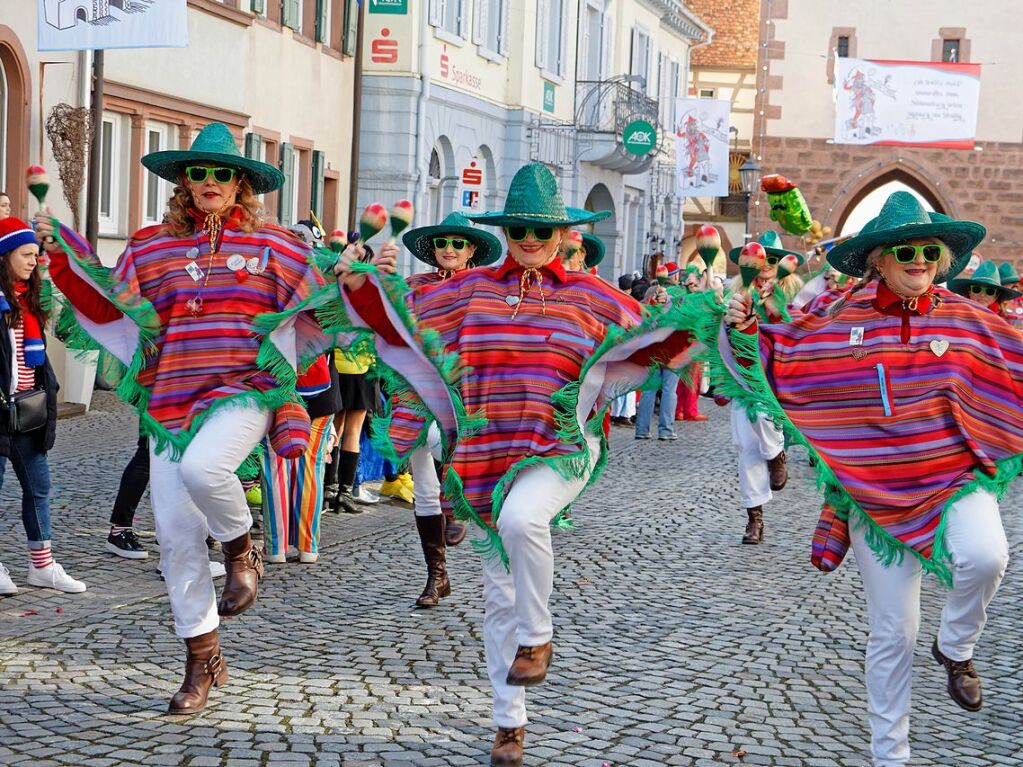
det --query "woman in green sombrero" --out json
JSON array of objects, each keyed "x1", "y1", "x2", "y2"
[
  {"x1": 948, "y1": 260, "x2": 1023, "y2": 318},
  {"x1": 393, "y1": 212, "x2": 501, "y2": 608},
  {"x1": 336, "y1": 162, "x2": 694, "y2": 766},
  {"x1": 724, "y1": 230, "x2": 804, "y2": 545},
  {"x1": 34, "y1": 122, "x2": 336, "y2": 714},
  {"x1": 719, "y1": 191, "x2": 1023, "y2": 766}
]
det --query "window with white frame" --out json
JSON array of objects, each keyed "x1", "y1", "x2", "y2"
[
  {"x1": 699, "y1": 88, "x2": 716, "y2": 99},
  {"x1": 142, "y1": 122, "x2": 176, "y2": 225},
  {"x1": 430, "y1": 0, "x2": 466, "y2": 40},
  {"x1": 630, "y1": 26, "x2": 651, "y2": 91},
  {"x1": 282, "y1": 0, "x2": 304, "y2": 32},
  {"x1": 536, "y1": 0, "x2": 568, "y2": 80},
  {"x1": 473, "y1": 0, "x2": 506, "y2": 57},
  {"x1": 98, "y1": 113, "x2": 126, "y2": 235},
  {"x1": 249, "y1": 0, "x2": 266, "y2": 16}
]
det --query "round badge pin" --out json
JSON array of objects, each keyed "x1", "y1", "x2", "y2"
[{"x1": 226, "y1": 254, "x2": 246, "y2": 271}]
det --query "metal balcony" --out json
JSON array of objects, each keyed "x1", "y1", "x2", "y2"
[{"x1": 575, "y1": 77, "x2": 660, "y2": 174}]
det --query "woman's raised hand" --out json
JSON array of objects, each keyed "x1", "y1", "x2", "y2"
[
  {"x1": 32, "y1": 209, "x2": 60, "y2": 253},
  {"x1": 334, "y1": 241, "x2": 400, "y2": 291},
  {"x1": 726, "y1": 291, "x2": 755, "y2": 329}
]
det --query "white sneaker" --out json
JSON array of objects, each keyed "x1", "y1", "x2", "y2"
[
  {"x1": 263, "y1": 552, "x2": 287, "y2": 564},
  {"x1": 299, "y1": 551, "x2": 319, "y2": 564},
  {"x1": 352, "y1": 485, "x2": 380, "y2": 505},
  {"x1": 26, "y1": 561, "x2": 87, "y2": 593},
  {"x1": 0, "y1": 563, "x2": 17, "y2": 595}
]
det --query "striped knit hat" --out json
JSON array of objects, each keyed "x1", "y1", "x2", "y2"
[{"x1": 0, "y1": 217, "x2": 37, "y2": 255}]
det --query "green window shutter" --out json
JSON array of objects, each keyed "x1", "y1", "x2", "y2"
[
  {"x1": 282, "y1": 0, "x2": 301, "y2": 31},
  {"x1": 251, "y1": 0, "x2": 265, "y2": 14},
  {"x1": 343, "y1": 0, "x2": 359, "y2": 56},
  {"x1": 311, "y1": 150, "x2": 325, "y2": 220},
  {"x1": 315, "y1": 0, "x2": 328, "y2": 43},
  {"x1": 278, "y1": 142, "x2": 296, "y2": 226},
  {"x1": 244, "y1": 132, "x2": 263, "y2": 160}
]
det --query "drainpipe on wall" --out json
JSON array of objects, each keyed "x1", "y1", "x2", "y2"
[
  {"x1": 412, "y1": 2, "x2": 431, "y2": 274},
  {"x1": 347, "y1": 1, "x2": 366, "y2": 230}
]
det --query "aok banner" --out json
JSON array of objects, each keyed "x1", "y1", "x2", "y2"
[
  {"x1": 674, "y1": 98, "x2": 731, "y2": 198},
  {"x1": 834, "y1": 58, "x2": 981, "y2": 149},
  {"x1": 38, "y1": 0, "x2": 188, "y2": 52}
]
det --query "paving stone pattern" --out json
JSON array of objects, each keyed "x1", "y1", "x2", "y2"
[{"x1": 1, "y1": 393, "x2": 1020, "y2": 766}]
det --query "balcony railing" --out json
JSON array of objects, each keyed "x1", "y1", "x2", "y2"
[{"x1": 576, "y1": 78, "x2": 659, "y2": 135}]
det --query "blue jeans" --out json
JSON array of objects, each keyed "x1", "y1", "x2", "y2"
[
  {"x1": 0, "y1": 432, "x2": 53, "y2": 545},
  {"x1": 634, "y1": 368, "x2": 680, "y2": 438}
]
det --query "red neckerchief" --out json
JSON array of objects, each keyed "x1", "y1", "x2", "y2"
[
  {"x1": 874, "y1": 280, "x2": 937, "y2": 343},
  {"x1": 186, "y1": 206, "x2": 245, "y2": 227}
]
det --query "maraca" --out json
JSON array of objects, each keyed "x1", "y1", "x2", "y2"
[
  {"x1": 775, "y1": 253, "x2": 801, "y2": 281},
  {"x1": 695, "y1": 224, "x2": 721, "y2": 269},
  {"x1": 359, "y1": 203, "x2": 388, "y2": 243},
  {"x1": 563, "y1": 229, "x2": 584, "y2": 255},
  {"x1": 26, "y1": 165, "x2": 50, "y2": 210},
  {"x1": 738, "y1": 242, "x2": 767, "y2": 292},
  {"x1": 387, "y1": 199, "x2": 414, "y2": 245},
  {"x1": 328, "y1": 229, "x2": 348, "y2": 253}
]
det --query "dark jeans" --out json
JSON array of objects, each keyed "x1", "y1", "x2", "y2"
[
  {"x1": 110, "y1": 436, "x2": 150, "y2": 528},
  {"x1": 0, "y1": 431, "x2": 53, "y2": 544}
]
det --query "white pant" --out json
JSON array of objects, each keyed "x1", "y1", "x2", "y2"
[
  {"x1": 730, "y1": 402, "x2": 784, "y2": 508},
  {"x1": 410, "y1": 441, "x2": 441, "y2": 517},
  {"x1": 480, "y1": 438, "x2": 600, "y2": 728},
  {"x1": 150, "y1": 405, "x2": 271, "y2": 638},
  {"x1": 852, "y1": 489, "x2": 1008, "y2": 767},
  {"x1": 610, "y1": 393, "x2": 636, "y2": 419}
]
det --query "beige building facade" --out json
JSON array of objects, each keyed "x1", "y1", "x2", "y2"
[
  {"x1": 755, "y1": 0, "x2": 1023, "y2": 267},
  {"x1": 0, "y1": 0, "x2": 357, "y2": 404}
]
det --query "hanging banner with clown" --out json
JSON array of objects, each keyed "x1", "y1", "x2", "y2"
[
  {"x1": 834, "y1": 58, "x2": 981, "y2": 149},
  {"x1": 674, "y1": 98, "x2": 731, "y2": 198}
]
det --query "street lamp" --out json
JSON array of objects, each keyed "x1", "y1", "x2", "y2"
[{"x1": 738, "y1": 157, "x2": 762, "y2": 243}]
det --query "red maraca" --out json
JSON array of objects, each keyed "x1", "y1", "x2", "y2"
[
  {"x1": 695, "y1": 224, "x2": 721, "y2": 270},
  {"x1": 775, "y1": 253, "x2": 801, "y2": 280},
  {"x1": 359, "y1": 203, "x2": 388, "y2": 243},
  {"x1": 328, "y1": 229, "x2": 348, "y2": 254},
  {"x1": 563, "y1": 229, "x2": 584, "y2": 255},
  {"x1": 738, "y1": 242, "x2": 767, "y2": 292},
  {"x1": 26, "y1": 165, "x2": 50, "y2": 210},
  {"x1": 388, "y1": 200, "x2": 414, "y2": 245}
]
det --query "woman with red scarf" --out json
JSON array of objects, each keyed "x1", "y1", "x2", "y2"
[{"x1": 0, "y1": 217, "x2": 85, "y2": 596}]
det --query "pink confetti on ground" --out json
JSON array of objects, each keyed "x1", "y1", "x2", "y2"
[
  {"x1": 21, "y1": 610, "x2": 37, "y2": 617},
  {"x1": 55, "y1": 607, "x2": 63, "y2": 613},
  {"x1": 572, "y1": 726, "x2": 583, "y2": 733}
]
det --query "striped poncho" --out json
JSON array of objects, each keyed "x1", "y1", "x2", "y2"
[
  {"x1": 713, "y1": 280, "x2": 1023, "y2": 583},
  {"x1": 48, "y1": 216, "x2": 336, "y2": 459},
  {"x1": 345, "y1": 256, "x2": 694, "y2": 561}
]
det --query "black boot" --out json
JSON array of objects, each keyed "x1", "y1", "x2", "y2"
[
  {"x1": 415, "y1": 515, "x2": 451, "y2": 607},
  {"x1": 742, "y1": 506, "x2": 764, "y2": 545},
  {"x1": 322, "y1": 444, "x2": 341, "y2": 509},
  {"x1": 329, "y1": 450, "x2": 362, "y2": 514}
]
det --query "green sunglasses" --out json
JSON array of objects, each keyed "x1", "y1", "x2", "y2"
[
  {"x1": 969, "y1": 285, "x2": 999, "y2": 297},
  {"x1": 764, "y1": 254, "x2": 781, "y2": 266},
  {"x1": 185, "y1": 166, "x2": 237, "y2": 184},
  {"x1": 432, "y1": 237, "x2": 470, "y2": 251},
  {"x1": 883, "y1": 244, "x2": 944, "y2": 264},
  {"x1": 506, "y1": 226, "x2": 555, "y2": 242}
]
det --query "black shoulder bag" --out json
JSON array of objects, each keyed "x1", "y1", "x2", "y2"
[{"x1": 1, "y1": 388, "x2": 48, "y2": 433}]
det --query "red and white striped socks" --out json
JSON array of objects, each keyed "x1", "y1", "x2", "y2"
[
  {"x1": 29, "y1": 546, "x2": 53, "y2": 570},
  {"x1": 110, "y1": 525, "x2": 131, "y2": 535}
]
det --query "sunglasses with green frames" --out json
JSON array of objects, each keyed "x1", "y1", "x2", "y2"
[
  {"x1": 506, "y1": 226, "x2": 555, "y2": 242},
  {"x1": 882, "y1": 244, "x2": 945, "y2": 264},
  {"x1": 969, "y1": 285, "x2": 1000, "y2": 297},
  {"x1": 185, "y1": 166, "x2": 238, "y2": 184},
  {"x1": 432, "y1": 237, "x2": 471, "y2": 251}
]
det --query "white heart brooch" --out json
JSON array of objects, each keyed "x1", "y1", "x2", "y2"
[{"x1": 930, "y1": 339, "x2": 950, "y2": 357}]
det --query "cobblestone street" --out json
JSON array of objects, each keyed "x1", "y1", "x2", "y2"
[{"x1": 1, "y1": 393, "x2": 1020, "y2": 766}]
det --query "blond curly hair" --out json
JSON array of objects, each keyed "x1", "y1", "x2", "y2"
[{"x1": 163, "y1": 173, "x2": 264, "y2": 237}]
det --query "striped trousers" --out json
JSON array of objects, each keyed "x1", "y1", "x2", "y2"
[{"x1": 260, "y1": 415, "x2": 333, "y2": 557}]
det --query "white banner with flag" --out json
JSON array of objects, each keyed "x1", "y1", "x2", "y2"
[
  {"x1": 38, "y1": 0, "x2": 189, "y2": 52},
  {"x1": 674, "y1": 98, "x2": 731, "y2": 198},
  {"x1": 834, "y1": 58, "x2": 981, "y2": 149}
]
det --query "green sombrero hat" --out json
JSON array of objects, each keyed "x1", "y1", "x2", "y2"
[
  {"x1": 141, "y1": 122, "x2": 284, "y2": 194},
  {"x1": 581, "y1": 233, "x2": 605, "y2": 268},
  {"x1": 827, "y1": 192, "x2": 985, "y2": 280},
  {"x1": 728, "y1": 230, "x2": 805, "y2": 265},
  {"x1": 466, "y1": 163, "x2": 611, "y2": 227},
  {"x1": 998, "y1": 261, "x2": 1020, "y2": 286},
  {"x1": 401, "y1": 211, "x2": 502, "y2": 267},
  {"x1": 947, "y1": 260, "x2": 1022, "y2": 301}
]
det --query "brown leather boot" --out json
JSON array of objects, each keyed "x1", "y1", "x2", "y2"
[
  {"x1": 490, "y1": 726, "x2": 525, "y2": 766},
  {"x1": 167, "y1": 629, "x2": 228, "y2": 714},
  {"x1": 218, "y1": 532, "x2": 264, "y2": 617},
  {"x1": 505, "y1": 642, "x2": 553, "y2": 686},
  {"x1": 445, "y1": 517, "x2": 467, "y2": 546},
  {"x1": 767, "y1": 450, "x2": 788, "y2": 491},
  {"x1": 742, "y1": 507, "x2": 764, "y2": 545},
  {"x1": 415, "y1": 514, "x2": 451, "y2": 608},
  {"x1": 932, "y1": 640, "x2": 983, "y2": 711}
]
